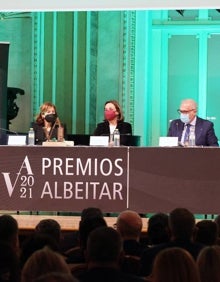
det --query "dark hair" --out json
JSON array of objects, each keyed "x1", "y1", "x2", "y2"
[
  {"x1": 20, "y1": 233, "x2": 60, "y2": 268},
  {"x1": 0, "y1": 241, "x2": 20, "y2": 282},
  {"x1": 195, "y1": 220, "x2": 218, "y2": 245},
  {"x1": 169, "y1": 208, "x2": 195, "y2": 240},
  {"x1": 0, "y1": 215, "x2": 18, "y2": 242},
  {"x1": 79, "y1": 217, "x2": 107, "y2": 250},
  {"x1": 81, "y1": 207, "x2": 103, "y2": 221},
  {"x1": 147, "y1": 213, "x2": 170, "y2": 245},
  {"x1": 35, "y1": 219, "x2": 61, "y2": 244},
  {"x1": 87, "y1": 226, "x2": 122, "y2": 263},
  {"x1": 214, "y1": 214, "x2": 220, "y2": 236}
]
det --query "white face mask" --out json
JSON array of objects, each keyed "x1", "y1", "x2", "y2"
[{"x1": 180, "y1": 113, "x2": 190, "y2": 124}]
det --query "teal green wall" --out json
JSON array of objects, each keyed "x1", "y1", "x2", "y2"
[
  {"x1": 1, "y1": 10, "x2": 220, "y2": 145},
  {"x1": 0, "y1": 12, "x2": 32, "y2": 132}
]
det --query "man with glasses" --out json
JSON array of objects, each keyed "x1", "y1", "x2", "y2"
[{"x1": 168, "y1": 98, "x2": 219, "y2": 146}]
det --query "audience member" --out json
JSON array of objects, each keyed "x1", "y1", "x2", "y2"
[
  {"x1": 194, "y1": 219, "x2": 218, "y2": 245},
  {"x1": 140, "y1": 207, "x2": 204, "y2": 276},
  {"x1": 152, "y1": 247, "x2": 200, "y2": 282},
  {"x1": 0, "y1": 214, "x2": 19, "y2": 255},
  {"x1": 21, "y1": 246, "x2": 72, "y2": 282},
  {"x1": 20, "y1": 233, "x2": 60, "y2": 269},
  {"x1": 147, "y1": 212, "x2": 170, "y2": 246},
  {"x1": 197, "y1": 245, "x2": 220, "y2": 282},
  {"x1": 214, "y1": 214, "x2": 220, "y2": 244},
  {"x1": 35, "y1": 218, "x2": 62, "y2": 246},
  {"x1": 65, "y1": 207, "x2": 104, "y2": 253},
  {"x1": 0, "y1": 241, "x2": 21, "y2": 282},
  {"x1": 66, "y1": 216, "x2": 107, "y2": 264},
  {"x1": 78, "y1": 226, "x2": 145, "y2": 282},
  {"x1": 35, "y1": 272, "x2": 77, "y2": 282},
  {"x1": 116, "y1": 210, "x2": 144, "y2": 257},
  {"x1": 116, "y1": 210, "x2": 144, "y2": 275},
  {"x1": 81, "y1": 207, "x2": 104, "y2": 221}
]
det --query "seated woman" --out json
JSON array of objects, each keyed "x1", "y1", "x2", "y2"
[
  {"x1": 32, "y1": 101, "x2": 66, "y2": 145},
  {"x1": 93, "y1": 100, "x2": 132, "y2": 146}
]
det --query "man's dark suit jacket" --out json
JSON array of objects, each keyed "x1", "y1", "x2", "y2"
[
  {"x1": 168, "y1": 116, "x2": 219, "y2": 146},
  {"x1": 140, "y1": 239, "x2": 205, "y2": 277},
  {"x1": 93, "y1": 120, "x2": 132, "y2": 146},
  {"x1": 79, "y1": 267, "x2": 145, "y2": 282}
]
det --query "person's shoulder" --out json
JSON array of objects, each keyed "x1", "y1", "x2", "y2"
[
  {"x1": 196, "y1": 116, "x2": 213, "y2": 125},
  {"x1": 170, "y1": 118, "x2": 180, "y2": 124},
  {"x1": 32, "y1": 122, "x2": 39, "y2": 128},
  {"x1": 168, "y1": 119, "x2": 181, "y2": 128},
  {"x1": 142, "y1": 242, "x2": 169, "y2": 257},
  {"x1": 118, "y1": 121, "x2": 132, "y2": 127},
  {"x1": 123, "y1": 121, "x2": 132, "y2": 126},
  {"x1": 96, "y1": 121, "x2": 108, "y2": 127}
]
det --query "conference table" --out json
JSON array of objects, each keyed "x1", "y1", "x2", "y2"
[{"x1": 0, "y1": 145, "x2": 219, "y2": 214}]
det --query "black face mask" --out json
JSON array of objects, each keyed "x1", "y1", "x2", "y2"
[{"x1": 45, "y1": 114, "x2": 57, "y2": 123}]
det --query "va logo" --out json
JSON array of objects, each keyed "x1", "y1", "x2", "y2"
[{"x1": 1, "y1": 156, "x2": 34, "y2": 198}]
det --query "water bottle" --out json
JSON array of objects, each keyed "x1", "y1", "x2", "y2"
[
  {"x1": 188, "y1": 131, "x2": 195, "y2": 147},
  {"x1": 57, "y1": 126, "x2": 64, "y2": 142},
  {"x1": 28, "y1": 127, "x2": 35, "y2": 145},
  {"x1": 113, "y1": 128, "x2": 120, "y2": 147}
]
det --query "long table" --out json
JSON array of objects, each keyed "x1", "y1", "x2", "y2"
[{"x1": 0, "y1": 146, "x2": 220, "y2": 214}]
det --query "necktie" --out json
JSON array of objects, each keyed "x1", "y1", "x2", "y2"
[{"x1": 184, "y1": 124, "x2": 191, "y2": 143}]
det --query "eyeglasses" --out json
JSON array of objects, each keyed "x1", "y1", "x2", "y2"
[{"x1": 177, "y1": 109, "x2": 195, "y2": 114}]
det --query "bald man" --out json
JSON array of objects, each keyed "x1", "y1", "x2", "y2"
[
  {"x1": 116, "y1": 210, "x2": 144, "y2": 257},
  {"x1": 168, "y1": 98, "x2": 218, "y2": 146}
]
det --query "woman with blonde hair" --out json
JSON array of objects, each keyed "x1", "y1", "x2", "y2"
[
  {"x1": 151, "y1": 247, "x2": 200, "y2": 282},
  {"x1": 32, "y1": 101, "x2": 65, "y2": 144},
  {"x1": 21, "y1": 246, "x2": 73, "y2": 282}
]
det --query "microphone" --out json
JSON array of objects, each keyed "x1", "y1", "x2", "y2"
[{"x1": 0, "y1": 127, "x2": 18, "y2": 135}]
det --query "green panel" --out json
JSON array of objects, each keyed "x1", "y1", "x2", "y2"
[
  {"x1": 0, "y1": 13, "x2": 32, "y2": 133},
  {"x1": 43, "y1": 12, "x2": 54, "y2": 102},
  {"x1": 96, "y1": 11, "x2": 122, "y2": 124},
  {"x1": 75, "y1": 12, "x2": 87, "y2": 133},
  {"x1": 134, "y1": 10, "x2": 152, "y2": 146},
  {"x1": 168, "y1": 35, "x2": 199, "y2": 124},
  {"x1": 207, "y1": 34, "x2": 220, "y2": 141},
  {"x1": 55, "y1": 12, "x2": 74, "y2": 131}
]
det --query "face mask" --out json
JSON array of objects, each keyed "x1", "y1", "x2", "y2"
[
  {"x1": 104, "y1": 110, "x2": 117, "y2": 121},
  {"x1": 180, "y1": 113, "x2": 190, "y2": 124},
  {"x1": 45, "y1": 113, "x2": 57, "y2": 123}
]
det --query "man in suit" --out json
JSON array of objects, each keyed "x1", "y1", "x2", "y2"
[
  {"x1": 78, "y1": 226, "x2": 145, "y2": 282},
  {"x1": 168, "y1": 98, "x2": 219, "y2": 146},
  {"x1": 116, "y1": 210, "x2": 144, "y2": 257},
  {"x1": 140, "y1": 208, "x2": 205, "y2": 277}
]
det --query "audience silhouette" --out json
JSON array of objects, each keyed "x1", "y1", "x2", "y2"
[
  {"x1": 140, "y1": 208, "x2": 205, "y2": 276},
  {"x1": 78, "y1": 226, "x2": 145, "y2": 281},
  {"x1": 2, "y1": 206, "x2": 220, "y2": 281},
  {"x1": 21, "y1": 246, "x2": 74, "y2": 282},
  {"x1": 197, "y1": 245, "x2": 220, "y2": 282},
  {"x1": 152, "y1": 247, "x2": 200, "y2": 282}
]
